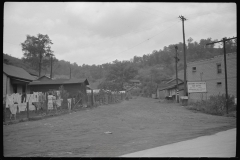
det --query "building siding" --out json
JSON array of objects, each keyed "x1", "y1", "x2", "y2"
[
  {"x1": 29, "y1": 83, "x2": 87, "y2": 104},
  {"x1": 157, "y1": 83, "x2": 184, "y2": 100},
  {"x1": 187, "y1": 52, "x2": 236, "y2": 102},
  {"x1": 30, "y1": 83, "x2": 82, "y2": 95},
  {"x1": 3, "y1": 73, "x2": 12, "y2": 96}
]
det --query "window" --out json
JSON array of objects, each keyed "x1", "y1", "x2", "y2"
[
  {"x1": 217, "y1": 63, "x2": 222, "y2": 74},
  {"x1": 192, "y1": 67, "x2": 196, "y2": 72}
]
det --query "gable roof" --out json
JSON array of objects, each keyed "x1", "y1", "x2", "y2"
[
  {"x1": 29, "y1": 78, "x2": 89, "y2": 85},
  {"x1": 3, "y1": 64, "x2": 35, "y2": 81},
  {"x1": 166, "y1": 78, "x2": 184, "y2": 84},
  {"x1": 37, "y1": 75, "x2": 52, "y2": 80},
  {"x1": 158, "y1": 81, "x2": 184, "y2": 91}
]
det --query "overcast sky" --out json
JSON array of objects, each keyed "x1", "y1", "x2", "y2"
[{"x1": 3, "y1": 2, "x2": 236, "y2": 66}]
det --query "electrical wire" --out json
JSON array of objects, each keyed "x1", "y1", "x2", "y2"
[
  {"x1": 4, "y1": 5, "x2": 236, "y2": 65},
  {"x1": 137, "y1": 3, "x2": 177, "y2": 17},
  {"x1": 98, "y1": 21, "x2": 181, "y2": 64},
  {"x1": 88, "y1": 5, "x2": 236, "y2": 63},
  {"x1": 86, "y1": 16, "x2": 178, "y2": 48}
]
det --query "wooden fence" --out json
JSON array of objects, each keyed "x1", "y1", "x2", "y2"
[{"x1": 3, "y1": 90, "x2": 126, "y2": 124}]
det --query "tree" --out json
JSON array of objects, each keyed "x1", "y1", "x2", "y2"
[
  {"x1": 98, "y1": 81, "x2": 122, "y2": 91},
  {"x1": 21, "y1": 34, "x2": 54, "y2": 77},
  {"x1": 3, "y1": 54, "x2": 12, "y2": 65},
  {"x1": 105, "y1": 60, "x2": 138, "y2": 90}
]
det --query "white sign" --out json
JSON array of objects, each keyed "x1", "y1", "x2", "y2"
[
  {"x1": 180, "y1": 96, "x2": 188, "y2": 99},
  {"x1": 187, "y1": 82, "x2": 207, "y2": 93}
]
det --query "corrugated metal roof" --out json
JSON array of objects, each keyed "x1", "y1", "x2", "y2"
[
  {"x1": 29, "y1": 78, "x2": 89, "y2": 85},
  {"x1": 3, "y1": 64, "x2": 35, "y2": 81}
]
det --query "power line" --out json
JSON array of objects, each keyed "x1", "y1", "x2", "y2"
[
  {"x1": 98, "y1": 21, "x2": 180, "y2": 64},
  {"x1": 88, "y1": 16, "x2": 178, "y2": 49},
  {"x1": 187, "y1": 5, "x2": 235, "y2": 18},
  {"x1": 137, "y1": 3, "x2": 176, "y2": 17}
]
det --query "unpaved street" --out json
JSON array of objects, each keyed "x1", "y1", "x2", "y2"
[{"x1": 3, "y1": 97, "x2": 236, "y2": 157}]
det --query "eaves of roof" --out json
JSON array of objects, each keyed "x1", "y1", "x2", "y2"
[
  {"x1": 158, "y1": 81, "x2": 184, "y2": 91},
  {"x1": 29, "y1": 78, "x2": 89, "y2": 85}
]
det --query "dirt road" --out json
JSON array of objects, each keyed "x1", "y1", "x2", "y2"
[{"x1": 3, "y1": 97, "x2": 236, "y2": 157}]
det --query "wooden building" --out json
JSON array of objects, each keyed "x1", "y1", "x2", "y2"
[
  {"x1": 157, "y1": 78, "x2": 184, "y2": 100},
  {"x1": 29, "y1": 78, "x2": 89, "y2": 103},
  {"x1": 29, "y1": 78, "x2": 89, "y2": 94},
  {"x1": 3, "y1": 64, "x2": 35, "y2": 96}
]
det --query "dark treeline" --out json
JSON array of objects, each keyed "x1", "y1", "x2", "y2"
[{"x1": 3, "y1": 37, "x2": 237, "y2": 92}]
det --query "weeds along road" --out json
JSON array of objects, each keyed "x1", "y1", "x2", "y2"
[{"x1": 3, "y1": 97, "x2": 236, "y2": 157}]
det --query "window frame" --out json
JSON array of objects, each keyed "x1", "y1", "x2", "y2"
[
  {"x1": 192, "y1": 67, "x2": 196, "y2": 72},
  {"x1": 216, "y1": 63, "x2": 222, "y2": 74}
]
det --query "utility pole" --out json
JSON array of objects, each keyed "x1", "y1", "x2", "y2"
[
  {"x1": 69, "y1": 65, "x2": 71, "y2": 79},
  {"x1": 206, "y1": 37, "x2": 237, "y2": 114},
  {"x1": 50, "y1": 54, "x2": 53, "y2": 79},
  {"x1": 200, "y1": 72, "x2": 203, "y2": 101},
  {"x1": 175, "y1": 46, "x2": 179, "y2": 103},
  {"x1": 179, "y1": 15, "x2": 187, "y2": 97}
]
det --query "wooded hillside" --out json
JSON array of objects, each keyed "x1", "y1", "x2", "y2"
[{"x1": 3, "y1": 37, "x2": 237, "y2": 94}]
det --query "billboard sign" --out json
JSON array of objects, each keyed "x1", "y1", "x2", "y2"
[{"x1": 187, "y1": 82, "x2": 207, "y2": 93}]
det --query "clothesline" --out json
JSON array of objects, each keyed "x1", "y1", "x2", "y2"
[{"x1": 4, "y1": 91, "x2": 63, "y2": 113}]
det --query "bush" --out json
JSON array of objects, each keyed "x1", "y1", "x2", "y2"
[{"x1": 189, "y1": 94, "x2": 236, "y2": 116}]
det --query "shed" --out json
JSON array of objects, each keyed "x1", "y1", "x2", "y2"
[{"x1": 29, "y1": 78, "x2": 89, "y2": 96}]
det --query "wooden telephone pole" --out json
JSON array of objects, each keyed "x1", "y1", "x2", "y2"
[
  {"x1": 206, "y1": 37, "x2": 237, "y2": 114},
  {"x1": 50, "y1": 54, "x2": 53, "y2": 79},
  {"x1": 175, "y1": 46, "x2": 180, "y2": 103},
  {"x1": 179, "y1": 15, "x2": 187, "y2": 97}
]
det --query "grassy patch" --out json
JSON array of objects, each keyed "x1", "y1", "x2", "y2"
[{"x1": 187, "y1": 94, "x2": 236, "y2": 117}]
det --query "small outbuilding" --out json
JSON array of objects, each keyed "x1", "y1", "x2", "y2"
[{"x1": 29, "y1": 78, "x2": 89, "y2": 96}]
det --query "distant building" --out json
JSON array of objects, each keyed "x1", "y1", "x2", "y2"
[
  {"x1": 3, "y1": 64, "x2": 35, "y2": 96},
  {"x1": 187, "y1": 52, "x2": 236, "y2": 102},
  {"x1": 128, "y1": 79, "x2": 141, "y2": 86},
  {"x1": 157, "y1": 78, "x2": 185, "y2": 100}
]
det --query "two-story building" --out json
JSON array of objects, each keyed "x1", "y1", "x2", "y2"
[{"x1": 187, "y1": 52, "x2": 236, "y2": 102}]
